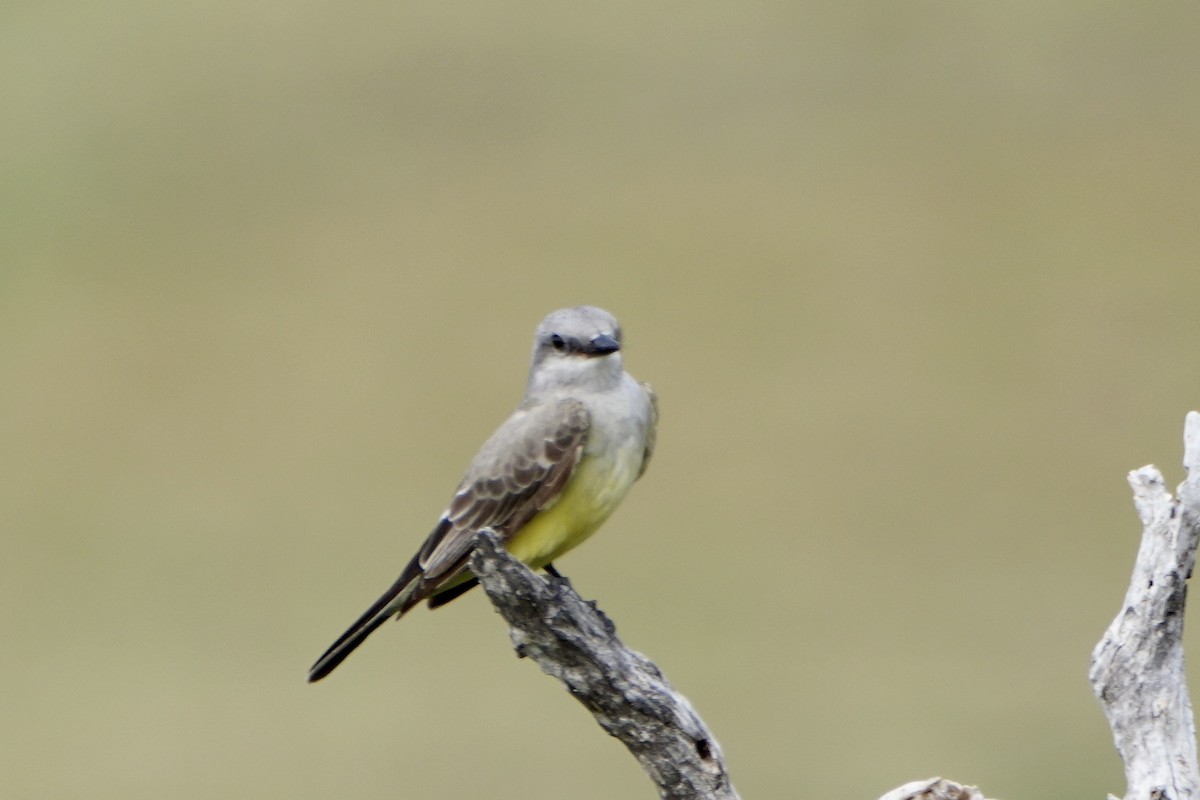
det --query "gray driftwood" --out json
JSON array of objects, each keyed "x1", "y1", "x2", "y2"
[
  {"x1": 1089, "y1": 411, "x2": 1200, "y2": 800},
  {"x1": 877, "y1": 778, "x2": 990, "y2": 800},
  {"x1": 468, "y1": 531, "x2": 739, "y2": 800}
]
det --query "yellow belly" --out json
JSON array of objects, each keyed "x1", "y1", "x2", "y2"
[{"x1": 504, "y1": 442, "x2": 641, "y2": 569}]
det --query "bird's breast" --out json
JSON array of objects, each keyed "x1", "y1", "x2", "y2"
[{"x1": 504, "y1": 390, "x2": 649, "y2": 569}]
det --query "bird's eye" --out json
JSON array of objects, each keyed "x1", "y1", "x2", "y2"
[{"x1": 549, "y1": 334, "x2": 567, "y2": 352}]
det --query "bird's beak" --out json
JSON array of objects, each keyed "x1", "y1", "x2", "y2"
[{"x1": 587, "y1": 334, "x2": 620, "y2": 355}]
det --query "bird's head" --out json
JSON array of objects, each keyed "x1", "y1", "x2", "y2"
[{"x1": 527, "y1": 306, "x2": 625, "y2": 396}]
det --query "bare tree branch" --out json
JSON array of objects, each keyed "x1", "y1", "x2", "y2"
[
  {"x1": 877, "y1": 778, "x2": 991, "y2": 800},
  {"x1": 468, "y1": 531, "x2": 740, "y2": 800},
  {"x1": 1090, "y1": 411, "x2": 1200, "y2": 800},
  {"x1": 466, "y1": 413, "x2": 1200, "y2": 800}
]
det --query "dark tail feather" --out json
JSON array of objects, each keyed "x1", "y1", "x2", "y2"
[
  {"x1": 426, "y1": 576, "x2": 479, "y2": 609},
  {"x1": 307, "y1": 565, "x2": 422, "y2": 683}
]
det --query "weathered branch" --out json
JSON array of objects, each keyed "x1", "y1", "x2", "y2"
[
  {"x1": 466, "y1": 413, "x2": 1200, "y2": 800},
  {"x1": 1090, "y1": 411, "x2": 1200, "y2": 800},
  {"x1": 468, "y1": 531, "x2": 740, "y2": 800},
  {"x1": 877, "y1": 778, "x2": 990, "y2": 800}
]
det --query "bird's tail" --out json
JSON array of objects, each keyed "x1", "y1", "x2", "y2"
[{"x1": 307, "y1": 564, "x2": 423, "y2": 683}]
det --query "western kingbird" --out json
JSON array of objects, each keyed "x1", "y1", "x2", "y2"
[{"x1": 308, "y1": 306, "x2": 657, "y2": 682}]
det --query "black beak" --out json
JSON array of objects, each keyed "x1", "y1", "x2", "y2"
[{"x1": 587, "y1": 333, "x2": 620, "y2": 355}]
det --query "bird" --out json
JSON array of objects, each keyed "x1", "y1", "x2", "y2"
[{"x1": 308, "y1": 305, "x2": 657, "y2": 682}]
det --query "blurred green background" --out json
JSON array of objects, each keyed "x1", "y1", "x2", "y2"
[{"x1": 4, "y1": 1, "x2": 1199, "y2": 797}]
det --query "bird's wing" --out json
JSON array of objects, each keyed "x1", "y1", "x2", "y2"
[
  {"x1": 637, "y1": 382, "x2": 658, "y2": 479},
  {"x1": 413, "y1": 396, "x2": 591, "y2": 592},
  {"x1": 307, "y1": 397, "x2": 590, "y2": 682}
]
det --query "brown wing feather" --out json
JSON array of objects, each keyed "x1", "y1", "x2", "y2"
[
  {"x1": 403, "y1": 397, "x2": 590, "y2": 607},
  {"x1": 307, "y1": 398, "x2": 590, "y2": 681}
]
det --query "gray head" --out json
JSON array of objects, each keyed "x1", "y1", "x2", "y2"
[{"x1": 525, "y1": 306, "x2": 626, "y2": 398}]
